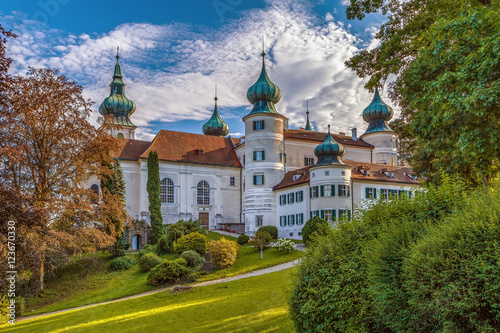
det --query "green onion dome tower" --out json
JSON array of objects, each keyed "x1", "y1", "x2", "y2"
[
  {"x1": 99, "y1": 48, "x2": 137, "y2": 139},
  {"x1": 241, "y1": 44, "x2": 287, "y2": 235},
  {"x1": 202, "y1": 86, "x2": 229, "y2": 137},
  {"x1": 360, "y1": 88, "x2": 397, "y2": 165},
  {"x1": 314, "y1": 125, "x2": 345, "y2": 165}
]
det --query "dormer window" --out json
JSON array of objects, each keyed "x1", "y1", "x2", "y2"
[
  {"x1": 381, "y1": 168, "x2": 395, "y2": 179},
  {"x1": 405, "y1": 172, "x2": 418, "y2": 181},
  {"x1": 196, "y1": 149, "x2": 203, "y2": 156},
  {"x1": 292, "y1": 174, "x2": 301, "y2": 182}
]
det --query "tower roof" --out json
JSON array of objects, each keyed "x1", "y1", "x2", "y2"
[
  {"x1": 304, "y1": 99, "x2": 312, "y2": 131},
  {"x1": 314, "y1": 125, "x2": 346, "y2": 165},
  {"x1": 203, "y1": 86, "x2": 229, "y2": 137},
  {"x1": 362, "y1": 88, "x2": 393, "y2": 135},
  {"x1": 246, "y1": 45, "x2": 282, "y2": 115},
  {"x1": 99, "y1": 49, "x2": 136, "y2": 128}
]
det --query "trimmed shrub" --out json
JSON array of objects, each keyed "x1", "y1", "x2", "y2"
[
  {"x1": 157, "y1": 234, "x2": 170, "y2": 254},
  {"x1": 257, "y1": 226, "x2": 278, "y2": 239},
  {"x1": 147, "y1": 260, "x2": 189, "y2": 285},
  {"x1": 208, "y1": 238, "x2": 240, "y2": 269},
  {"x1": 237, "y1": 234, "x2": 250, "y2": 245},
  {"x1": 173, "y1": 232, "x2": 207, "y2": 254},
  {"x1": 138, "y1": 252, "x2": 162, "y2": 272},
  {"x1": 180, "y1": 250, "x2": 205, "y2": 269},
  {"x1": 137, "y1": 244, "x2": 157, "y2": 258},
  {"x1": 110, "y1": 256, "x2": 136, "y2": 270},
  {"x1": 274, "y1": 238, "x2": 296, "y2": 252},
  {"x1": 301, "y1": 216, "x2": 329, "y2": 246}
]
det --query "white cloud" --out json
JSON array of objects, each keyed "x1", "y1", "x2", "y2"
[{"x1": 4, "y1": 0, "x2": 393, "y2": 141}]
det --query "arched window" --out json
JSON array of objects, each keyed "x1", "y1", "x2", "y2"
[
  {"x1": 117, "y1": 133, "x2": 124, "y2": 139},
  {"x1": 160, "y1": 178, "x2": 174, "y2": 203},
  {"x1": 90, "y1": 184, "x2": 99, "y2": 203},
  {"x1": 197, "y1": 181, "x2": 210, "y2": 205}
]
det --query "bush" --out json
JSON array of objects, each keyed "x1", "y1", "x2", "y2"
[
  {"x1": 208, "y1": 238, "x2": 240, "y2": 269},
  {"x1": 157, "y1": 234, "x2": 170, "y2": 254},
  {"x1": 301, "y1": 216, "x2": 329, "y2": 246},
  {"x1": 237, "y1": 234, "x2": 250, "y2": 245},
  {"x1": 174, "y1": 258, "x2": 187, "y2": 267},
  {"x1": 138, "y1": 252, "x2": 162, "y2": 272},
  {"x1": 257, "y1": 226, "x2": 278, "y2": 239},
  {"x1": 274, "y1": 238, "x2": 296, "y2": 252},
  {"x1": 137, "y1": 244, "x2": 157, "y2": 258},
  {"x1": 110, "y1": 256, "x2": 136, "y2": 270},
  {"x1": 180, "y1": 250, "x2": 205, "y2": 269},
  {"x1": 147, "y1": 260, "x2": 189, "y2": 285},
  {"x1": 173, "y1": 232, "x2": 207, "y2": 254}
]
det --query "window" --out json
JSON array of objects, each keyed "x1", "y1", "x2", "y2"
[
  {"x1": 253, "y1": 120, "x2": 265, "y2": 130},
  {"x1": 324, "y1": 209, "x2": 333, "y2": 221},
  {"x1": 256, "y1": 216, "x2": 263, "y2": 227},
  {"x1": 339, "y1": 185, "x2": 350, "y2": 197},
  {"x1": 280, "y1": 216, "x2": 287, "y2": 227},
  {"x1": 304, "y1": 157, "x2": 314, "y2": 166},
  {"x1": 386, "y1": 172, "x2": 394, "y2": 178},
  {"x1": 253, "y1": 151, "x2": 265, "y2": 161},
  {"x1": 292, "y1": 174, "x2": 301, "y2": 182},
  {"x1": 90, "y1": 184, "x2": 99, "y2": 204},
  {"x1": 366, "y1": 187, "x2": 377, "y2": 199},
  {"x1": 117, "y1": 133, "x2": 124, "y2": 139},
  {"x1": 256, "y1": 196, "x2": 263, "y2": 206},
  {"x1": 290, "y1": 232, "x2": 294, "y2": 237},
  {"x1": 312, "y1": 172, "x2": 315, "y2": 178},
  {"x1": 339, "y1": 209, "x2": 351, "y2": 220},
  {"x1": 296, "y1": 213, "x2": 304, "y2": 225},
  {"x1": 341, "y1": 171, "x2": 346, "y2": 176},
  {"x1": 280, "y1": 153, "x2": 286, "y2": 163},
  {"x1": 230, "y1": 177, "x2": 236, "y2": 186},
  {"x1": 197, "y1": 181, "x2": 210, "y2": 205},
  {"x1": 253, "y1": 174, "x2": 264, "y2": 185},
  {"x1": 323, "y1": 185, "x2": 331, "y2": 197},
  {"x1": 279, "y1": 194, "x2": 286, "y2": 205},
  {"x1": 381, "y1": 189, "x2": 389, "y2": 200},
  {"x1": 288, "y1": 215, "x2": 295, "y2": 226},
  {"x1": 288, "y1": 193, "x2": 295, "y2": 204},
  {"x1": 298, "y1": 232, "x2": 302, "y2": 236},
  {"x1": 325, "y1": 171, "x2": 330, "y2": 176},
  {"x1": 310, "y1": 186, "x2": 319, "y2": 198},
  {"x1": 160, "y1": 178, "x2": 175, "y2": 203},
  {"x1": 310, "y1": 210, "x2": 319, "y2": 218},
  {"x1": 243, "y1": 155, "x2": 245, "y2": 165},
  {"x1": 296, "y1": 191, "x2": 303, "y2": 202}
]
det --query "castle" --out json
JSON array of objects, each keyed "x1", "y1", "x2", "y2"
[{"x1": 93, "y1": 50, "x2": 419, "y2": 250}]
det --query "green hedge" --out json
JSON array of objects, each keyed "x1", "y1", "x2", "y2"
[
  {"x1": 237, "y1": 234, "x2": 250, "y2": 245},
  {"x1": 138, "y1": 253, "x2": 162, "y2": 272},
  {"x1": 257, "y1": 226, "x2": 278, "y2": 239},
  {"x1": 173, "y1": 232, "x2": 207, "y2": 254},
  {"x1": 110, "y1": 256, "x2": 136, "y2": 271},
  {"x1": 147, "y1": 260, "x2": 189, "y2": 285}
]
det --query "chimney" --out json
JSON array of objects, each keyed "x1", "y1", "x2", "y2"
[{"x1": 352, "y1": 128, "x2": 358, "y2": 141}]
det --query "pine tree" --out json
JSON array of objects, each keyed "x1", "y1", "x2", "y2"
[{"x1": 147, "y1": 151, "x2": 163, "y2": 244}]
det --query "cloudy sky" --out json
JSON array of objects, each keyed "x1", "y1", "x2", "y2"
[{"x1": 1, "y1": 0, "x2": 392, "y2": 141}]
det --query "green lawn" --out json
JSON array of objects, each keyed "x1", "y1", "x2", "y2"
[
  {"x1": 22, "y1": 231, "x2": 303, "y2": 316},
  {"x1": 3, "y1": 268, "x2": 297, "y2": 333}
]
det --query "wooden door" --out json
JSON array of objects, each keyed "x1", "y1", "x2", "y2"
[{"x1": 199, "y1": 212, "x2": 209, "y2": 226}]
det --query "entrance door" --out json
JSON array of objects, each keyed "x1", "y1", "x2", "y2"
[
  {"x1": 132, "y1": 235, "x2": 142, "y2": 250},
  {"x1": 199, "y1": 212, "x2": 209, "y2": 226}
]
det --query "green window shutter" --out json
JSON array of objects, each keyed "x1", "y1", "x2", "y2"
[
  {"x1": 321, "y1": 210, "x2": 325, "y2": 219},
  {"x1": 301, "y1": 213, "x2": 304, "y2": 224},
  {"x1": 295, "y1": 192, "x2": 298, "y2": 202},
  {"x1": 262, "y1": 151, "x2": 265, "y2": 160},
  {"x1": 262, "y1": 121, "x2": 265, "y2": 130},
  {"x1": 399, "y1": 190, "x2": 404, "y2": 197},
  {"x1": 366, "y1": 187, "x2": 370, "y2": 198},
  {"x1": 332, "y1": 209, "x2": 336, "y2": 221},
  {"x1": 374, "y1": 188, "x2": 377, "y2": 199},
  {"x1": 320, "y1": 185, "x2": 325, "y2": 197},
  {"x1": 347, "y1": 186, "x2": 351, "y2": 197},
  {"x1": 300, "y1": 191, "x2": 304, "y2": 201},
  {"x1": 315, "y1": 186, "x2": 319, "y2": 197},
  {"x1": 310, "y1": 211, "x2": 312, "y2": 219},
  {"x1": 253, "y1": 121, "x2": 256, "y2": 130},
  {"x1": 253, "y1": 151, "x2": 256, "y2": 160},
  {"x1": 253, "y1": 175, "x2": 256, "y2": 185},
  {"x1": 292, "y1": 215, "x2": 295, "y2": 225},
  {"x1": 310, "y1": 187, "x2": 312, "y2": 198},
  {"x1": 331, "y1": 185, "x2": 335, "y2": 196},
  {"x1": 304, "y1": 157, "x2": 307, "y2": 166},
  {"x1": 262, "y1": 175, "x2": 264, "y2": 185},
  {"x1": 338, "y1": 185, "x2": 342, "y2": 196},
  {"x1": 408, "y1": 191, "x2": 412, "y2": 198},
  {"x1": 348, "y1": 210, "x2": 351, "y2": 220}
]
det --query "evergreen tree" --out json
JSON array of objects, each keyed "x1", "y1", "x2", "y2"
[
  {"x1": 101, "y1": 158, "x2": 127, "y2": 238},
  {"x1": 147, "y1": 151, "x2": 163, "y2": 244}
]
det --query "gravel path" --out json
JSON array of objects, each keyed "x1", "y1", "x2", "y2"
[{"x1": 18, "y1": 259, "x2": 301, "y2": 322}]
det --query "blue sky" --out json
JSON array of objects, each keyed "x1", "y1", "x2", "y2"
[{"x1": 1, "y1": 0, "x2": 390, "y2": 140}]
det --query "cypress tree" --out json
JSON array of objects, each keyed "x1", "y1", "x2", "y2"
[{"x1": 147, "y1": 151, "x2": 163, "y2": 243}]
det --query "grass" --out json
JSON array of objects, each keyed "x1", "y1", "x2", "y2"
[
  {"x1": 22, "y1": 231, "x2": 303, "y2": 316},
  {"x1": 206, "y1": 231, "x2": 238, "y2": 242},
  {"x1": 3, "y1": 268, "x2": 297, "y2": 333}
]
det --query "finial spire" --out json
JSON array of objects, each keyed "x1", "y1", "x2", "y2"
[
  {"x1": 261, "y1": 35, "x2": 266, "y2": 58},
  {"x1": 327, "y1": 124, "x2": 331, "y2": 133},
  {"x1": 304, "y1": 99, "x2": 313, "y2": 131},
  {"x1": 306, "y1": 99, "x2": 309, "y2": 115},
  {"x1": 116, "y1": 46, "x2": 120, "y2": 61},
  {"x1": 214, "y1": 83, "x2": 218, "y2": 102}
]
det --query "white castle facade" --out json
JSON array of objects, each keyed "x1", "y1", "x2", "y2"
[{"x1": 93, "y1": 51, "x2": 419, "y2": 249}]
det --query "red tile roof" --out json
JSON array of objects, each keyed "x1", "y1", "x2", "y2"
[
  {"x1": 139, "y1": 130, "x2": 242, "y2": 168},
  {"x1": 274, "y1": 162, "x2": 420, "y2": 190},
  {"x1": 112, "y1": 139, "x2": 151, "y2": 160},
  {"x1": 284, "y1": 129, "x2": 373, "y2": 148}
]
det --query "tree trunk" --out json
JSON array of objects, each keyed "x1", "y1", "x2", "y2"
[{"x1": 260, "y1": 245, "x2": 263, "y2": 259}]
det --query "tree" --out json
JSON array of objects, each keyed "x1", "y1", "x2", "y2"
[
  {"x1": 101, "y1": 158, "x2": 128, "y2": 238},
  {"x1": 250, "y1": 230, "x2": 272, "y2": 259},
  {"x1": 0, "y1": 66, "x2": 118, "y2": 293},
  {"x1": 147, "y1": 151, "x2": 163, "y2": 244},
  {"x1": 301, "y1": 216, "x2": 329, "y2": 246},
  {"x1": 345, "y1": 0, "x2": 500, "y2": 185}
]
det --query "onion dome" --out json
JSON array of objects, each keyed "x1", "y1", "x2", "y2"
[
  {"x1": 304, "y1": 99, "x2": 312, "y2": 131},
  {"x1": 246, "y1": 50, "x2": 282, "y2": 114},
  {"x1": 99, "y1": 49, "x2": 136, "y2": 128},
  {"x1": 314, "y1": 125, "x2": 345, "y2": 165},
  {"x1": 362, "y1": 88, "x2": 393, "y2": 135},
  {"x1": 203, "y1": 87, "x2": 229, "y2": 137}
]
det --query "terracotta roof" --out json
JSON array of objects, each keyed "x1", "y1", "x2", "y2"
[
  {"x1": 274, "y1": 162, "x2": 419, "y2": 191},
  {"x1": 112, "y1": 139, "x2": 151, "y2": 160},
  {"x1": 284, "y1": 129, "x2": 373, "y2": 148},
  {"x1": 139, "y1": 130, "x2": 242, "y2": 168}
]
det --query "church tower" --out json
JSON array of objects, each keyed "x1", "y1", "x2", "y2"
[
  {"x1": 99, "y1": 49, "x2": 137, "y2": 139},
  {"x1": 202, "y1": 86, "x2": 229, "y2": 137},
  {"x1": 243, "y1": 47, "x2": 286, "y2": 234},
  {"x1": 360, "y1": 88, "x2": 397, "y2": 164}
]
